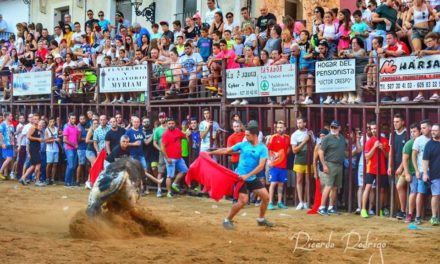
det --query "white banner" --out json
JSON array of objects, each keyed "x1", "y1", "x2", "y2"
[
  {"x1": 99, "y1": 65, "x2": 149, "y2": 93},
  {"x1": 226, "y1": 64, "x2": 296, "y2": 98},
  {"x1": 315, "y1": 59, "x2": 356, "y2": 93},
  {"x1": 12, "y1": 71, "x2": 52, "y2": 96},
  {"x1": 379, "y1": 55, "x2": 440, "y2": 92}
]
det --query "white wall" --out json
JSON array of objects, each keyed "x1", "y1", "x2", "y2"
[{"x1": 0, "y1": 0, "x2": 29, "y2": 34}]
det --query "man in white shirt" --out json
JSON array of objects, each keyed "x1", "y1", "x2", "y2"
[
  {"x1": 53, "y1": 25, "x2": 64, "y2": 44},
  {"x1": 178, "y1": 42, "x2": 203, "y2": 96},
  {"x1": 199, "y1": 108, "x2": 220, "y2": 153},
  {"x1": 204, "y1": 0, "x2": 222, "y2": 25},
  {"x1": 71, "y1": 22, "x2": 85, "y2": 51},
  {"x1": 17, "y1": 114, "x2": 33, "y2": 179}
]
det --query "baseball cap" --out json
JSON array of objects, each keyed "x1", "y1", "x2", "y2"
[
  {"x1": 159, "y1": 21, "x2": 169, "y2": 26},
  {"x1": 330, "y1": 120, "x2": 341, "y2": 128},
  {"x1": 158, "y1": 112, "x2": 167, "y2": 118},
  {"x1": 192, "y1": 13, "x2": 201, "y2": 20}
]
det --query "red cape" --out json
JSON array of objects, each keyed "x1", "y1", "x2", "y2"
[
  {"x1": 307, "y1": 177, "x2": 322, "y2": 214},
  {"x1": 89, "y1": 149, "x2": 107, "y2": 187},
  {"x1": 185, "y1": 152, "x2": 244, "y2": 201}
]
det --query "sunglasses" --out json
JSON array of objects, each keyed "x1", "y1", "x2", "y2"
[
  {"x1": 88, "y1": 13, "x2": 93, "y2": 16},
  {"x1": 226, "y1": 16, "x2": 232, "y2": 18},
  {"x1": 65, "y1": 28, "x2": 70, "y2": 30},
  {"x1": 99, "y1": 14, "x2": 104, "y2": 17}
]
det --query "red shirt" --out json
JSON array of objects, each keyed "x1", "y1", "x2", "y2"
[
  {"x1": 36, "y1": 48, "x2": 49, "y2": 61},
  {"x1": 364, "y1": 136, "x2": 389, "y2": 175},
  {"x1": 162, "y1": 128, "x2": 185, "y2": 159},
  {"x1": 266, "y1": 134, "x2": 290, "y2": 169},
  {"x1": 385, "y1": 41, "x2": 410, "y2": 57},
  {"x1": 227, "y1": 132, "x2": 245, "y2": 163}
]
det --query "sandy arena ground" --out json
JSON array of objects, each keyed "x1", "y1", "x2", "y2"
[{"x1": 0, "y1": 181, "x2": 439, "y2": 264}]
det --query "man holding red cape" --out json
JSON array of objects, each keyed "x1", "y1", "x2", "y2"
[{"x1": 208, "y1": 126, "x2": 274, "y2": 230}]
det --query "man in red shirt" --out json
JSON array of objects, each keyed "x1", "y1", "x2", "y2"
[
  {"x1": 161, "y1": 118, "x2": 188, "y2": 198},
  {"x1": 378, "y1": 31, "x2": 410, "y2": 102},
  {"x1": 226, "y1": 120, "x2": 245, "y2": 170},
  {"x1": 266, "y1": 121, "x2": 290, "y2": 210},
  {"x1": 361, "y1": 121, "x2": 390, "y2": 218},
  {"x1": 35, "y1": 41, "x2": 49, "y2": 62}
]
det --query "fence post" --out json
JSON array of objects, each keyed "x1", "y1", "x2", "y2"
[
  {"x1": 50, "y1": 68, "x2": 55, "y2": 118},
  {"x1": 96, "y1": 66, "x2": 101, "y2": 111},
  {"x1": 146, "y1": 61, "x2": 152, "y2": 115}
]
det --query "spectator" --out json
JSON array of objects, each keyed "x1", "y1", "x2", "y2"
[
  {"x1": 35, "y1": 41, "x2": 48, "y2": 62},
  {"x1": 193, "y1": 13, "x2": 209, "y2": 32},
  {"x1": 422, "y1": 123, "x2": 440, "y2": 226},
  {"x1": 161, "y1": 118, "x2": 188, "y2": 197},
  {"x1": 150, "y1": 23, "x2": 162, "y2": 41},
  {"x1": 256, "y1": 5, "x2": 277, "y2": 48},
  {"x1": 224, "y1": 12, "x2": 240, "y2": 36},
  {"x1": 153, "y1": 112, "x2": 168, "y2": 197},
  {"x1": 387, "y1": 114, "x2": 408, "y2": 220},
  {"x1": 85, "y1": 10, "x2": 99, "y2": 31},
  {"x1": 183, "y1": 17, "x2": 200, "y2": 41},
  {"x1": 318, "y1": 11, "x2": 338, "y2": 58},
  {"x1": 114, "y1": 12, "x2": 130, "y2": 35},
  {"x1": 159, "y1": 21, "x2": 174, "y2": 44},
  {"x1": 63, "y1": 113, "x2": 80, "y2": 188},
  {"x1": 226, "y1": 120, "x2": 245, "y2": 170},
  {"x1": 105, "y1": 135, "x2": 131, "y2": 165},
  {"x1": 197, "y1": 27, "x2": 213, "y2": 62},
  {"x1": 267, "y1": 121, "x2": 290, "y2": 210},
  {"x1": 97, "y1": 11, "x2": 111, "y2": 31},
  {"x1": 172, "y1": 20, "x2": 183, "y2": 44},
  {"x1": 265, "y1": 25, "x2": 282, "y2": 55},
  {"x1": 199, "y1": 109, "x2": 220, "y2": 154},
  {"x1": 133, "y1": 22, "x2": 151, "y2": 49},
  {"x1": 105, "y1": 117, "x2": 126, "y2": 154},
  {"x1": 371, "y1": 0, "x2": 397, "y2": 46},
  {"x1": 205, "y1": 0, "x2": 222, "y2": 25},
  {"x1": 411, "y1": 119, "x2": 431, "y2": 225},
  {"x1": 93, "y1": 115, "x2": 110, "y2": 153},
  {"x1": 291, "y1": 117, "x2": 315, "y2": 210},
  {"x1": 64, "y1": 14, "x2": 74, "y2": 29},
  {"x1": 361, "y1": 121, "x2": 390, "y2": 218},
  {"x1": 318, "y1": 120, "x2": 346, "y2": 215},
  {"x1": 243, "y1": 24, "x2": 257, "y2": 54},
  {"x1": 71, "y1": 22, "x2": 85, "y2": 50},
  {"x1": 19, "y1": 115, "x2": 43, "y2": 186},
  {"x1": 337, "y1": 9, "x2": 352, "y2": 53},
  {"x1": 63, "y1": 25, "x2": 73, "y2": 47},
  {"x1": 179, "y1": 42, "x2": 203, "y2": 97},
  {"x1": 351, "y1": 10, "x2": 370, "y2": 45},
  {"x1": 209, "y1": 11, "x2": 224, "y2": 37},
  {"x1": 0, "y1": 46, "x2": 11, "y2": 89},
  {"x1": 0, "y1": 112, "x2": 15, "y2": 180},
  {"x1": 312, "y1": 6, "x2": 325, "y2": 49},
  {"x1": 44, "y1": 116, "x2": 59, "y2": 186}
]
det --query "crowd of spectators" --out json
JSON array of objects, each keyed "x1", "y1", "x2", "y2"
[{"x1": 1, "y1": 0, "x2": 440, "y2": 104}]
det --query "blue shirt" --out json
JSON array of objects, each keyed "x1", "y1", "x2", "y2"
[
  {"x1": 197, "y1": 37, "x2": 212, "y2": 61},
  {"x1": 0, "y1": 121, "x2": 14, "y2": 146},
  {"x1": 125, "y1": 128, "x2": 145, "y2": 156},
  {"x1": 98, "y1": 19, "x2": 111, "y2": 31},
  {"x1": 423, "y1": 139, "x2": 440, "y2": 180},
  {"x1": 231, "y1": 141, "x2": 268, "y2": 182},
  {"x1": 77, "y1": 123, "x2": 88, "y2": 150}
]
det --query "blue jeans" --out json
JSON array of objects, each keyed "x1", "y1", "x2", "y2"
[
  {"x1": 40, "y1": 150, "x2": 47, "y2": 182},
  {"x1": 64, "y1": 149, "x2": 77, "y2": 185}
]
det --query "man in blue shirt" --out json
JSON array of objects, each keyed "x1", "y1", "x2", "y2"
[
  {"x1": 76, "y1": 115, "x2": 88, "y2": 187},
  {"x1": 209, "y1": 125, "x2": 274, "y2": 230},
  {"x1": 133, "y1": 22, "x2": 151, "y2": 49},
  {"x1": 0, "y1": 112, "x2": 14, "y2": 180}
]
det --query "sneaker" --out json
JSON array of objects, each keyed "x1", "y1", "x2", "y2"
[
  {"x1": 257, "y1": 218, "x2": 274, "y2": 227},
  {"x1": 223, "y1": 219, "x2": 235, "y2": 230},
  {"x1": 0, "y1": 173, "x2": 5, "y2": 180},
  {"x1": 301, "y1": 96, "x2": 313, "y2": 105},
  {"x1": 19, "y1": 178, "x2": 28, "y2": 186},
  {"x1": 9, "y1": 172, "x2": 16, "y2": 180},
  {"x1": 85, "y1": 181, "x2": 92, "y2": 190},
  {"x1": 255, "y1": 199, "x2": 261, "y2": 207},
  {"x1": 171, "y1": 183, "x2": 180, "y2": 193},
  {"x1": 318, "y1": 208, "x2": 328, "y2": 216},
  {"x1": 396, "y1": 211, "x2": 405, "y2": 220},
  {"x1": 295, "y1": 202, "x2": 304, "y2": 210},
  {"x1": 277, "y1": 202, "x2": 288, "y2": 209},
  {"x1": 340, "y1": 97, "x2": 348, "y2": 104},
  {"x1": 166, "y1": 192, "x2": 173, "y2": 198},
  {"x1": 268, "y1": 202, "x2": 275, "y2": 210},
  {"x1": 379, "y1": 209, "x2": 384, "y2": 217},
  {"x1": 413, "y1": 94, "x2": 424, "y2": 102},
  {"x1": 323, "y1": 96, "x2": 333, "y2": 105},
  {"x1": 156, "y1": 189, "x2": 163, "y2": 198},
  {"x1": 430, "y1": 216, "x2": 439, "y2": 226},
  {"x1": 405, "y1": 213, "x2": 413, "y2": 223},
  {"x1": 328, "y1": 208, "x2": 339, "y2": 215},
  {"x1": 35, "y1": 181, "x2": 46, "y2": 187},
  {"x1": 400, "y1": 96, "x2": 409, "y2": 102},
  {"x1": 75, "y1": 181, "x2": 81, "y2": 187},
  {"x1": 111, "y1": 98, "x2": 118, "y2": 104},
  {"x1": 368, "y1": 209, "x2": 375, "y2": 216},
  {"x1": 381, "y1": 96, "x2": 394, "y2": 102},
  {"x1": 230, "y1": 99, "x2": 241, "y2": 105},
  {"x1": 361, "y1": 209, "x2": 369, "y2": 218},
  {"x1": 429, "y1": 93, "x2": 439, "y2": 100},
  {"x1": 355, "y1": 208, "x2": 361, "y2": 215},
  {"x1": 354, "y1": 96, "x2": 362, "y2": 104},
  {"x1": 240, "y1": 99, "x2": 248, "y2": 105},
  {"x1": 205, "y1": 86, "x2": 218, "y2": 92},
  {"x1": 303, "y1": 203, "x2": 309, "y2": 209},
  {"x1": 118, "y1": 98, "x2": 125, "y2": 103},
  {"x1": 415, "y1": 216, "x2": 422, "y2": 225},
  {"x1": 383, "y1": 208, "x2": 390, "y2": 217}
]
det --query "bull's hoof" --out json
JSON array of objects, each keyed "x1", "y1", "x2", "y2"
[{"x1": 86, "y1": 206, "x2": 100, "y2": 217}]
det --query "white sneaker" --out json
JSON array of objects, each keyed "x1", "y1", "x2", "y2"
[
  {"x1": 156, "y1": 190, "x2": 163, "y2": 198},
  {"x1": 303, "y1": 203, "x2": 310, "y2": 209},
  {"x1": 85, "y1": 181, "x2": 92, "y2": 190},
  {"x1": 340, "y1": 97, "x2": 348, "y2": 104},
  {"x1": 118, "y1": 97, "x2": 125, "y2": 103},
  {"x1": 230, "y1": 99, "x2": 241, "y2": 105},
  {"x1": 111, "y1": 98, "x2": 118, "y2": 104},
  {"x1": 301, "y1": 96, "x2": 313, "y2": 105},
  {"x1": 240, "y1": 99, "x2": 248, "y2": 105},
  {"x1": 323, "y1": 96, "x2": 333, "y2": 105},
  {"x1": 354, "y1": 96, "x2": 362, "y2": 104},
  {"x1": 400, "y1": 96, "x2": 409, "y2": 102},
  {"x1": 347, "y1": 93, "x2": 355, "y2": 104},
  {"x1": 296, "y1": 202, "x2": 304, "y2": 210}
]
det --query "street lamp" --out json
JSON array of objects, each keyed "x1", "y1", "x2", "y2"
[{"x1": 130, "y1": 0, "x2": 156, "y2": 24}]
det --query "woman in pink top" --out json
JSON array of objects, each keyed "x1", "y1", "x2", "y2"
[
  {"x1": 215, "y1": 39, "x2": 240, "y2": 69},
  {"x1": 337, "y1": 9, "x2": 351, "y2": 52}
]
